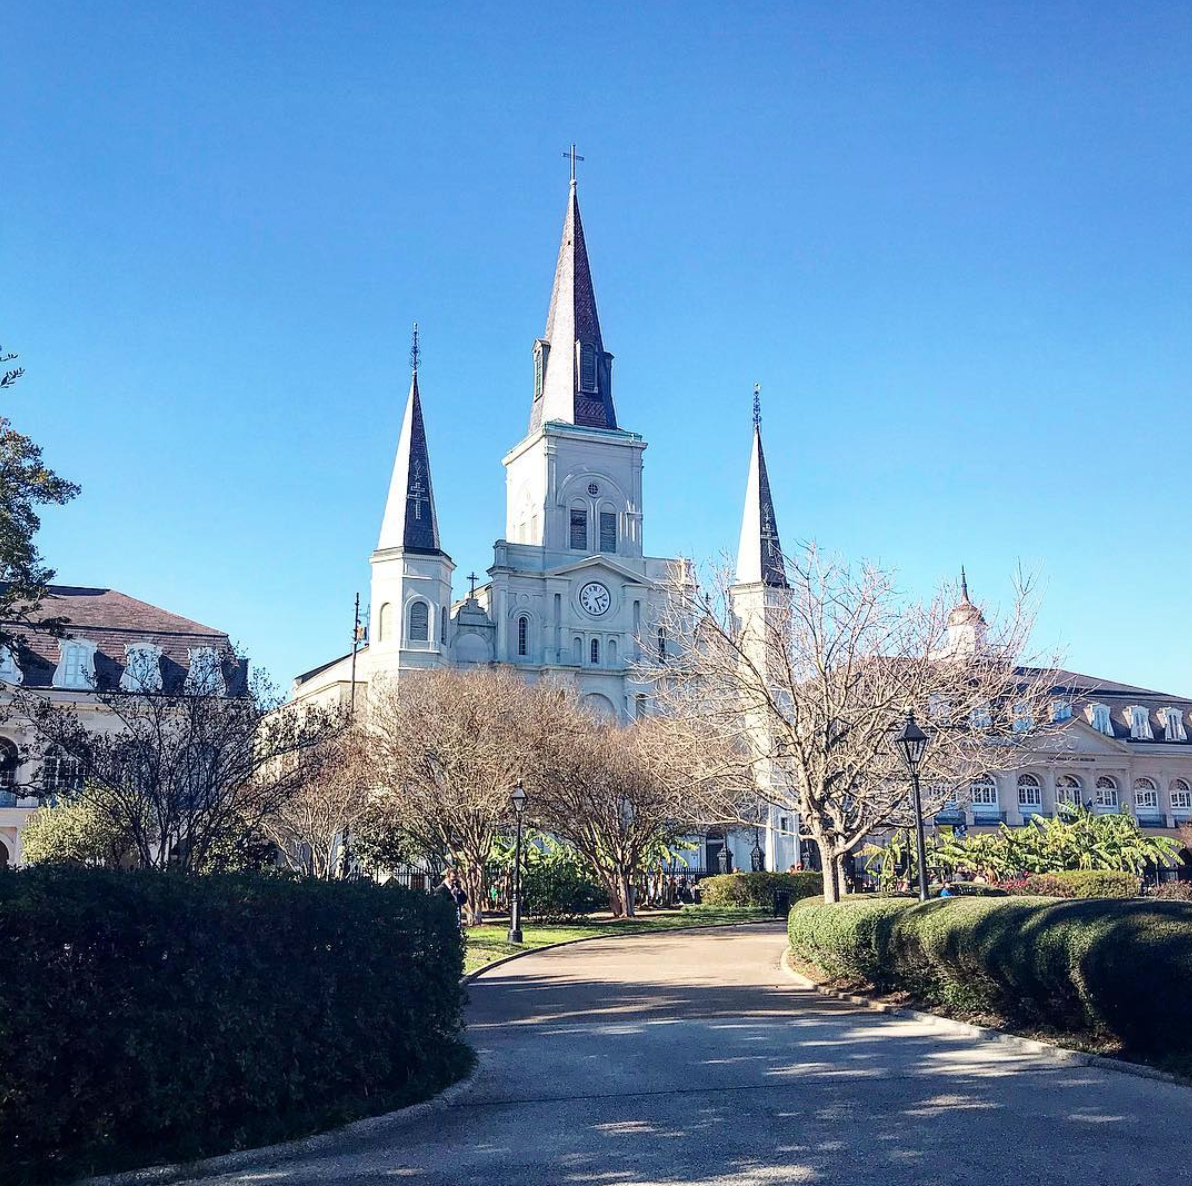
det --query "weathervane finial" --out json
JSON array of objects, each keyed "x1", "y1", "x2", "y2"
[
  {"x1": 752, "y1": 383, "x2": 762, "y2": 430},
  {"x1": 410, "y1": 322, "x2": 421, "y2": 375}
]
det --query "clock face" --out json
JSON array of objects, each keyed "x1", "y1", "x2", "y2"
[{"x1": 579, "y1": 581, "x2": 611, "y2": 617}]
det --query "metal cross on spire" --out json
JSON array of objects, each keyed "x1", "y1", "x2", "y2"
[
  {"x1": 409, "y1": 322, "x2": 421, "y2": 374},
  {"x1": 564, "y1": 143, "x2": 584, "y2": 185},
  {"x1": 753, "y1": 383, "x2": 762, "y2": 430},
  {"x1": 467, "y1": 571, "x2": 479, "y2": 598}
]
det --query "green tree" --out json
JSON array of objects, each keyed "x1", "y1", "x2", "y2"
[
  {"x1": 0, "y1": 348, "x2": 80, "y2": 648},
  {"x1": 20, "y1": 793, "x2": 136, "y2": 867}
]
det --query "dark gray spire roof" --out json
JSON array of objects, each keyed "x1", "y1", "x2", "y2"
[
  {"x1": 530, "y1": 181, "x2": 618, "y2": 432},
  {"x1": 736, "y1": 408, "x2": 788, "y2": 588},
  {"x1": 377, "y1": 369, "x2": 443, "y2": 554}
]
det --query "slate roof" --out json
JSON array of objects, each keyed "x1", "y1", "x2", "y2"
[
  {"x1": 377, "y1": 370, "x2": 444, "y2": 555},
  {"x1": 2, "y1": 584, "x2": 241, "y2": 694},
  {"x1": 1035, "y1": 666, "x2": 1192, "y2": 744},
  {"x1": 736, "y1": 413, "x2": 788, "y2": 588},
  {"x1": 530, "y1": 181, "x2": 618, "y2": 433}
]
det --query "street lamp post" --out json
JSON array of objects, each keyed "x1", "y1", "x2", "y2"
[
  {"x1": 893, "y1": 708, "x2": 931, "y2": 903},
  {"x1": 508, "y1": 780, "x2": 527, "y2": 944}
]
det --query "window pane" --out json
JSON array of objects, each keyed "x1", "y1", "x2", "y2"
[
  {"x1": 599, "y1": 511, "x2": 617, "y2": 553},
  {"x1": 570, "y1": 509, "x2": 587, "y2": 550},
  {"x1": 409, "y1": 602, "x2": 429, "y2": 641}
]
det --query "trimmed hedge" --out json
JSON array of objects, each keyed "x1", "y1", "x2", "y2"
[
  {"x1": 700, "y1": 871, "x2": 822, "y2": 908},
  {"x1": 788, "y1": 896, "x2": 1192, "y2": 1060},
  {"x1": 1014, "y1": 870, "x2": 1139, "y2": 898},
  {"x1": 0, "y1": 866, "x2": 468, "y2": 1184}
]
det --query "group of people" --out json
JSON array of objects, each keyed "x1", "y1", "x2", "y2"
[{"x1": 643, "y1": 872, "x2": 702, "y2": 909}]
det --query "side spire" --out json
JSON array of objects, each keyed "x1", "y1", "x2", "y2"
[
  {"x1": 377, "y1": 325, "x2": 442, "y2": 554},
  {"x1": 736, "y1": 385, "x2": 788, "y2": 588},
  {"x1": 530, "y1": 156, "x2": 617, "y2": 432}
]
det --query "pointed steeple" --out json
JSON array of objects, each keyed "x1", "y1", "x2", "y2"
[
  {"x1": 735, "y1": 387, "x2": 787, "y2": 587},
  {"x1": 946, "y1": 566, "x2": 988, "y2": 655},
  {"x1": 378, "y1": 325, "x2": 443, "y2": 554},
  {"x1": 530, "y1": 167, "x2": 617, "y2": 432}
]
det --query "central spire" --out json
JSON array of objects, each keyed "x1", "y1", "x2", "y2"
[
  {"x1": 377, "y1": 325, "x2": 442, "y2": 555},
  {"x1": 736, "y1": 387, "x2": 788, "y2": 588},
  {"x1": 530, "y1": 170, "x2": 617, "y2": 432}
]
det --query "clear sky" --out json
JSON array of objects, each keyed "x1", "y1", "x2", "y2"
[{"x1": 6, "y1": 2, "x2": 1192, "y2": 694}]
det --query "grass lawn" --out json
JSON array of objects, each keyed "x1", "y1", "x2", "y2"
[{"x1": 463, "y1": 906, "x2": 769, "y2": 974}]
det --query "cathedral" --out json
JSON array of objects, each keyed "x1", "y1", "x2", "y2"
[{"x1": 290, "y1": 173, "x2": 713, "y2": 719}]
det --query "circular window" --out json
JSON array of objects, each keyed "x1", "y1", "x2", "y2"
[{"x1": 587, "y1": 482, "x2": 599, "y2": 496}]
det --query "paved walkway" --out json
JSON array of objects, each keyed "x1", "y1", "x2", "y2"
[{"x1": 175, "y1": 923, "x2": 1191, "y2": 1185}]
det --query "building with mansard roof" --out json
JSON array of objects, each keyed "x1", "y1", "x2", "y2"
[
  {"x1": 0, "y1": 585, "x2": 242, "y2": 866},
  {"x1": 291, "y1": 173, "x2": 690, "y2": 722}
]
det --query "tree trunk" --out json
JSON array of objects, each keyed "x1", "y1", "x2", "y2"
[
  {"x1": 621, "y1": 872, "x2": 635, "y2": 918},
  {"x1": 817, "y1": 836, "x2": 840, "y2": 903},
  {"x1": 832, "y1": 852, "x2": 850, "y2": 898}
]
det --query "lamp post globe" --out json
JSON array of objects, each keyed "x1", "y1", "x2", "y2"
[
  {"x1": 893, "y1": 708, "x2": 932, "y2": 902},
  {"x1": 508, "y1": 780, "x2": 527, "y2": 944}
]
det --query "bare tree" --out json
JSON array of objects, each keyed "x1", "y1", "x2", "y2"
[
  {"x1": 259, "y1": 725, "x2": 372, "y2": 878},
  {"x1": 362, "y1": 667, "x2": 553, "y2": 923},
  {"x1": 532, "y1": 690, "x2": 693, "y2": 917},
  {"x1": 646, "y1": 547, "x2": 1061, "y2": 901},
  {"x1": 18, "y1": 649, "x2": 344, "y2": 872}
]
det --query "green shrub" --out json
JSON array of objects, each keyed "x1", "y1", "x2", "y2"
[
  {"x1": 1154, "y1": 881, "x2": 1192, "y2": 901},
  {"x1": 788, "y1": 896, "x2": 1192, "y2": 1059},
  {"x1": 700, "y1": 871, "x2": 822, "y2": 908},
  {"x1": 1015, "y1": 870, "x2": 1140, "y2": 898},
  {"x1": 0, "y1": 866, "x2": 468, "y2": 1184},
  {"x1": 523, "y1": 854, "x2": 607, "y2": 921}
]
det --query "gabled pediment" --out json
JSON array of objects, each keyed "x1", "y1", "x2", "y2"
[
  {"x1": 545, "y1": 555, "x2": 653, "y2": 587},
  {"x1": 1048, "y1": 717, "x2": 1131, "y2": 756}
]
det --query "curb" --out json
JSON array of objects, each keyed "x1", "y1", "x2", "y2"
[
  {"x1": 779, "y1": 948, "x2": 1188, "y2": 1089},
  {"x1": 464, "y1": 915, "x2": 782, "y2": 983},
  {"x1": 73, "y1": 1056, "x2": 484, "y2": 1186}
]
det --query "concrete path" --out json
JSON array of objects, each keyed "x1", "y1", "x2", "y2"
[{"x1": 174, "y1": 923, "x2": 1192, "y2": 1185}]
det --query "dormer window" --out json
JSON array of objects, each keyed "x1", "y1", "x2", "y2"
[
  {"x1": 579, "y1": 344, "x2": 598, "y2": 393},
  {"x1": 1087, "y1": 703, "x2": 1113, "y2": 736},
  {"x1": 0, "y1": 646, "x2": 22, "y2": 686},
  {"x1": 53, "y1": 640, "x2": 97, "y2": 691},
  {"x1": 121, "y1": 643, "x2": 163, "y2": 693},
  {"x1": 184, "y1": 647, "x2": 226, "y2": 696},
  {"x1": 1127, "y1": 705, "x2": 1154, "y2": 740},
  {"x1": 1051, "y1": 699, "x2": 1072, "y2": 723},
  {"x1": 970, "y1": 704, "x2": 992, "y2": 730},
  {"x1": 1011, "y1": 701, "x2": 1033, "y2": 734},
  {"x1": 1160, "y1": 707, "x2": 1188, "y2": 742}
]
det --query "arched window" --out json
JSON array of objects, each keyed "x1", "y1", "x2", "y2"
[
  {"x1": 1017, "y1": 774, "x2": 1042, "y2": 810},
  {"x1": 969, "y1": 776, "x2": 999, "y2": 818},
  {"x1": 44, "y1": 745, "x2": 83, "y2": 796},
  {"x1": 607, "y1": 638, "x2": 618, "y2": 666},
  {"x1": 517, "y1": 615, "x2": 529, "y2": 657},
  {"x1": 0, "y1": 738, "x2": 17, "y2": 790},
  {"x1": 1133, "y1": 777, "x2": 1159, "y2": 811},
  {"x1": 408, "y1": 601, "x2": 430, "y2": 642},
  {"x1": 569, "y1": 503, "x2": 588, "y2": 551},
  {"x1": 1171, "y1": 779, "x2": 1192, "y2": 815},
  {"x1": 657, "y1": 627, "x2": 667, "y2": 663},
  {"x1": 378, "y1": 602, "x2": 392, "y2": 643},
  {"x1": 1094, "y1": 776, "x2": 1118, "y2": 810},
  {"x1": 634, "y1": 694, "x2": 647, "y2": 719},
  {"x1": 599, "y1": 509, "x2": 617, "y2": 553},
  {"x1": 1056, "y1": 774, "x2": 1082, "y2": 805},
  {"x1": 572, "y1": 636, "x2": 583, "y2": 665},
  {"x1": 590, "y1": 638, "x2": 600, "y2": 665}
]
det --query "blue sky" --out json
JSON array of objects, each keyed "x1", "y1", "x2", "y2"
[{"x1": 6, "y1": 2, "x2": 1192, "y2": 693}]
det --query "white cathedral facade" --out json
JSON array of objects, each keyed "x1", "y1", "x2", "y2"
[{"x1": 291, "y1": 175, "x2": 703, "y2": 723}]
